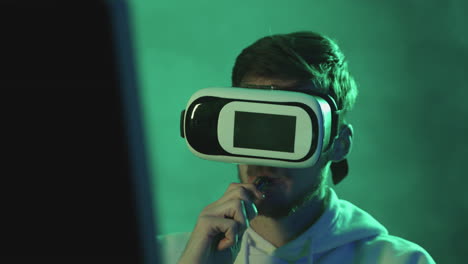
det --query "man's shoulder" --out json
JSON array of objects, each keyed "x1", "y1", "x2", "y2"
[
  {"x1": 355, "y1": 233, "x2": 435, "y2": 263},
  {"x1": 157, "y1": 232, "x2": 192, "y2": 264}
]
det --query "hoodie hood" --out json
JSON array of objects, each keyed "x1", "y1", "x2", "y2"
[{"x1": 233, "y1": 187, "x2": 388, "y2": 263}]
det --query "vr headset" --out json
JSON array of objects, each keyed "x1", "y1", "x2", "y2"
[{"x1": 180, "y1": 85, "x2": 340, "y2": 169}]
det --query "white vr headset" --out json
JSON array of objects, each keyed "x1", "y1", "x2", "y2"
[{"x1": 180, "y1": 86, "x2": 340, "y2": 168}]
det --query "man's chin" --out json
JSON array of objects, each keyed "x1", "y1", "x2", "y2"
[
  {"x1": 255, "y1": 183, "x2": 325, "y2": 219},
  {"x1": 256, "y1": 209, "x2": 291, "y2": 219},
  {"x1": 255, "y1": 200, "x2": 292, "y2": 219}
]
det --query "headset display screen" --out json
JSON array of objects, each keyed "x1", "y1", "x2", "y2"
[{"x1": 234, "y1": 111, "x2": 296, "y2": 153}]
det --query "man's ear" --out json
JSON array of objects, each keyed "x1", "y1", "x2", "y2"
[{"x1": 329, "y1": 123, "x2": 353, "y2": 162}]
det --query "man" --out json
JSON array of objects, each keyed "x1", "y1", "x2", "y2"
[{"x1": 159, "y1": 31, "x2": 435, "y2": 263}]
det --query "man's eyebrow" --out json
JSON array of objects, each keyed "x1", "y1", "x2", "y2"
[
  {"x1": 241, "y1": 81, "x2": 331, "y2": 97},
  {"x1": 241, "y1": 84, "x2": 276, "y2": 89},
  {"x1": 240, "y1": 83, "x2": 298, "y2": 89}
]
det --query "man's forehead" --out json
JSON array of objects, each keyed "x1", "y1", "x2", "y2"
[
  {"x1": 239, "y1": 76, "x2": 328, "y2": 94},
  {"x1": 239, "y1": 76, "x2": 301, "y2": 89}
]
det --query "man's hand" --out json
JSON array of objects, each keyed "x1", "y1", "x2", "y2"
[{"x1": 177, "y1": 182, "x2": 264, "y2": 264}]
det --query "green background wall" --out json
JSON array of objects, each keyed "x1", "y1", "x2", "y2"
[{"x1": 130, "y1": 0, "x2": 467, "y2": 263}]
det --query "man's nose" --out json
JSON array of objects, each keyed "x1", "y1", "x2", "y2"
[{"x1": 247, "y1": 165, "x2": 279, "y2": 176}]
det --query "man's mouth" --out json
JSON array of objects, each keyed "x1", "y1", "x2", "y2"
[{"x1": 251, "y1": 175, "x2": 285, "y2": 193}]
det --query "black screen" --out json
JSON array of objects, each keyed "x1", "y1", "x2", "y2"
[
  {"x1": 234, "y1": 111, "x2": 296, "y2": 153},
  {"x1": 0, "y1": 1, "x2": 158, "y2": 262}
]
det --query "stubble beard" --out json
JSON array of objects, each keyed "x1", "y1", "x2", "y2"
[{"x1": 255, "y1": 179, "x2": 326, "y2": 219}]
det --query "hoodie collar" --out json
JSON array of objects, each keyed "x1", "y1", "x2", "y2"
[{"x1": 234, "y1": 187, "x2": 388, "y2": 263}]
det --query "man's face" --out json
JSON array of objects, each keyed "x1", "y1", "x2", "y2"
[{"x1": 237, "y1": 76, "x2": 331, "y2": 219}]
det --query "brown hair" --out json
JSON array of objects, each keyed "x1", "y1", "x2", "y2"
[{"x1": 231, "y1": 31, "x2": 358, "y2": 115}]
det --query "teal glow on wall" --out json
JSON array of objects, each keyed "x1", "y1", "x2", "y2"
[{"x1": 130, "y1": 1, "x2": 468, "y2": 263}]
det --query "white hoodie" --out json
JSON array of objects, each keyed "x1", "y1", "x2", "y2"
[{"x1": 157, "y1": 188, "x2": 435, "y2": 264}]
